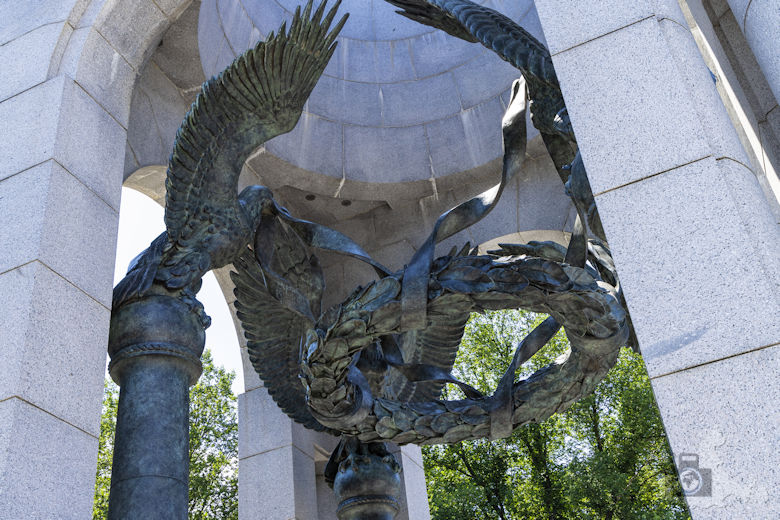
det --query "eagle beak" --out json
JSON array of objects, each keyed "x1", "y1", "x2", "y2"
[{"x1": 261, "y1": 194, "x2": 277, "y2": 217}]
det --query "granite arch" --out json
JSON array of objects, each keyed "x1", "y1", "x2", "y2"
[{"x1": 0, "y1": 0, "x2": 198, "y2": 517}]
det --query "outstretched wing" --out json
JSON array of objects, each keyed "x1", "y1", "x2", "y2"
[
  {"x1": 386, "y1": 0, "x2": 567, "y2": 143},
  {"x1": 232, "y1": 248, "x2": 333, "y2": 433},
  {"x1": 164, "y1": 0, "x2": 348, "y2": 244},
  {"x1": 383, "y1": 245, "x2": 474, "y2": 402},
  {"x1": 385, "y1": 0, "x2": 478, "y2": 42},
  {"x1": 385, "y1": 0, "x2": 557, "y2": 90}
]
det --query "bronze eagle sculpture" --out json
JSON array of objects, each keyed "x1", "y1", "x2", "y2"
[
  {"x1": 384, "y1": 0, "x2": 606, "y2": 242},
  {"x1": 231, "y1": 77, "x2": 630, "y2": 444},
  {"x1": 112, "y1": 1, "x2": 348, "y2": 318},
  {"x1": 105, "y1": 0, "x2": 637, "y2": 513},
  {"x1": 225, "y1": 0, "x2": 638, "y2": 449},
  {"x1": 384, "y1": 0, "x2": 639, "y2": 345},
  {"x1": 232, "y1": 230, "x2": 629, "y2": 444},
  {"x1": 232, "y1": 76, "x2": 532, "y2": 435},
  {"x1": 107, "y1": 0, "x2": 633, "y2": 448}
]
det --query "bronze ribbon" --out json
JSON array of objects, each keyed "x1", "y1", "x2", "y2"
[
  {"x1": 488, "y1": 316, "x2": 560, "y2": 439},
  {"x1": 274, "y1": 204, "x2": 393, "y2": 279},
  {"x1": 400, "y1": 78, "x2": 529, "y2": 331}
]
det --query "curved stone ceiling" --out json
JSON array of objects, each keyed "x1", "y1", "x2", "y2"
[{"x1": 198, "y1": 0, "x2": 546, "y2": 185}]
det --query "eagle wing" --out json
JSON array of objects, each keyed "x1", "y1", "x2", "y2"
[
  {"x1": 385, "y1": 0, "x2": 558, "y2": 90},
  {"x1": 232, "y1": 246, "x2": 334, "y2": 433},
  {"x1": 159, "y1": 1, "x2": 347, "y2": 287},
  {"x1": 387, "y1": 309, "x2": 471, "y2": 402},
  {"x1": 386, "y1": 0, "x2": 568, "y2": 145},
  {"x1": 383, "y1": 245, "x2": 473, "y2": 402}
]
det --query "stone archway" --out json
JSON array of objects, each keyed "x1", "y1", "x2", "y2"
[
  {"x1": 0, "y1": 2, "x2": 640, "y2": 519},
  {"x1": 0, "y1": 1, "x2": 196, "y2": 517}
]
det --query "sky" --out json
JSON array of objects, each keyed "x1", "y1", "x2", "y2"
[{"x1": 113, "y1": 188, "x2": 244, "y2": 394}]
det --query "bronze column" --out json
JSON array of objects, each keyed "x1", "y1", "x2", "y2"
[{"x1": 106, "y1": 294, "x2": 206, "y2": 519}]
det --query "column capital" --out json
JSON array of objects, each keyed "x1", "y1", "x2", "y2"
[{"x1": 108, "y1": 293, "x2": 206, "y2": 385}]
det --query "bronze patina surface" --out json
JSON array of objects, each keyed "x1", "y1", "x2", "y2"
[
  {"x1": 232, "y1": 0, "x2": 634, "y2": 449},
  {"x1": 111, "y1": 1, "x2": 636, "y2": 518},
  {"x1": 108, "y1": 3, "x2": 348, "y2": 518}
]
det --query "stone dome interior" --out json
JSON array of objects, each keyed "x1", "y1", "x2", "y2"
[{"x1": 198, "y1": 0, "x2": 547, "y2": 185}]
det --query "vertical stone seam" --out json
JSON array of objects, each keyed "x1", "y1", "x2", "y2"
[
  {"x1": 756, "y1": 122, "x2": 769, "y2": 183},
  {"x1": 208, "y1": 24, "x2": 229, "y2": 78},
  {"x1": 47, "y1": 21, "x2": 76, "y2": 79},
  {"x1": 125, "y1": 139, "x2": 143, "y2": 172},
  {"x1": 239, "y1": 346, "x2": 262, "y2": 393},
  {"x1": 407, "y1": 39, "x2": 419, "y2": 79},
  {"x1": 764, "y1": 103, "x2": 779, "y2": 122},
  {"x1": 448, "y1": 70, "x2": 465, "y2": 111},
  {"x1": 337, "y1": 123, "x2": 347, "y2": 197},
  {"x1": 741, "y1": 0, "x2": 754, "y2": 32},
  {"x1": 216, "y1": 0, "x2": 238, "y2": 56},
  {"x1": 656, "y1": 17, "x2": 722, "y2": 158},
  {"x1": 369, "y1": 0, "x2": 377, "y2": 42},
  {"x1": 137, "y1": 85, "x2": 172, "y2": 155},
  {"x1": 715, "y1": 158, "x2": 780, "y2": 294},
  {"x1": 516, "y1": 2, "x2": 534, "y2": 24},
  {"x1": 516, "y1": 165, "x2": 522, "y2": 234},
  {"x1": 421, "y1": 124, "x2": 436, "y2": 182}
]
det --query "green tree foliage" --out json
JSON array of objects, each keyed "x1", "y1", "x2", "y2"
[
  {"x1": 423, "y1": 310, "x2": 690, "y2": 520},
  {"x1": 93, "y1": 350, "x2": 238, "y2": 519},
  {"x1": 93, "y1": 380, "x2": 118, "y2": 517}
]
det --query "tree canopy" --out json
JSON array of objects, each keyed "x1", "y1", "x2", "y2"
[
  {"x1": 93, "y1": 350, "x2": 238, "y2": 519},
  {"x1": 422, "y1": 310, "x2": 690, "y2": 520}
]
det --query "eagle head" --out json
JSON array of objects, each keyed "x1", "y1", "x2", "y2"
[{"x1": 239, "y1": 185, "x2": 276, "y2": 229}]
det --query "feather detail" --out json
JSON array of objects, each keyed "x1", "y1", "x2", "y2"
[
  {"x1": 163, "y1": 0, "x2": 348, "y2": 245},
  {"x1": 232, "y1": 249, "x2": 334, "y2": 433},
  {"x1": 155, "y1": 249, "x2": 212, "y2": 290},
  {"x1": 385, "y1": 305, "x2": 471, "y2": 402},
  {"x1": 112, "y1": 231, "x2": 168, "y2": 309},
  {"x1": 262, "y1": 217, "x2": 324, "y2": 319},
  {"x1": 143, "y1": 0, "x2": 347, "y2": 293},
  {"x1": 385, "y1": 0, "x2": 557, "y2": 90}
]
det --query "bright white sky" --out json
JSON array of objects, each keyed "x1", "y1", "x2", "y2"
[{"x1": 113, "y1": 188, "x2": 244, "y2": 394}]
